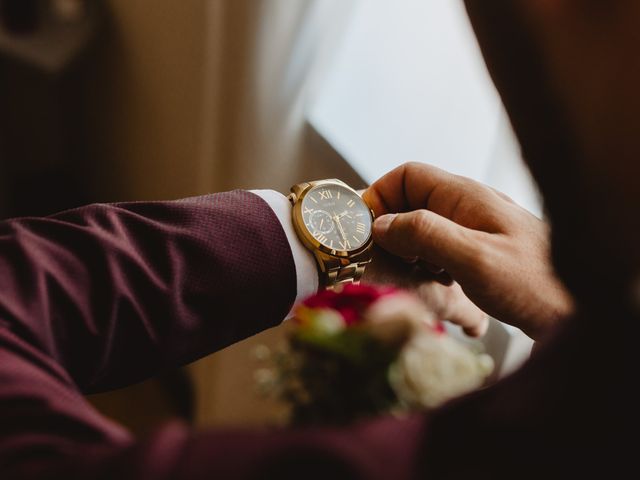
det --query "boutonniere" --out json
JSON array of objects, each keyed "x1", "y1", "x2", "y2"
[{"x1": 255, "y1": 284, "x2": 493, "y2": 426}]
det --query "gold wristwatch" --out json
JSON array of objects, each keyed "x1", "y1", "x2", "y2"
[{"x1": 289, "y1": 179, "x2": 374, "y2": 290}]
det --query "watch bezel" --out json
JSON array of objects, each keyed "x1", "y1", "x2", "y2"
[{"x1": 292, "y1": 179, "x2": 374, "y2": 259}]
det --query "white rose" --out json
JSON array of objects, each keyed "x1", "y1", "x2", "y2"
[{"x1": 389, "y1": 332, "x2": 494, "y2": 409}]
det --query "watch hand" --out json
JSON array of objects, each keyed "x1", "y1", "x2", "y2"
[{"x1": 334, "y1": 216, "x2": 347, "y2": 242}]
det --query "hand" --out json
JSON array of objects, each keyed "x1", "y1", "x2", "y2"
[
  {"x1": 332, "y1": 212, "x2": 348, "y2": 242},
  {"x1": 363, "y1": 162, "x2": 574, "y2": 340},
  {"x1": 362, "y1": 247, "x2": 490, "y2": 337}
]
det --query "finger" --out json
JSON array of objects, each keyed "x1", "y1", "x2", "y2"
[
  {"x1": 416, "y1": 282, "x2": 489, "y2": 337},
  {"x1": 372, "y1": 209, "x2": 479, "y2": 275},
  {"x1": 463, "y1": 316, "x2": 490, "y2": 338},
  {"x1": 363, "y1": 162, "x2": 490, "y2": 217},
  {"x1": 363, "y1": 162, "x2": 453, "y2": 216},
  {"x1": 364, "y1": 162, "x2": 513, "y2": 235}
]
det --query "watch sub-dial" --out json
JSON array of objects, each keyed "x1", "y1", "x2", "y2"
[{"x1": 309, "y1": 210, "x2": 334, "y2": 234}]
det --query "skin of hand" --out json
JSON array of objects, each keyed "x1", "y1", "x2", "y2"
[
  {"x1": 361, "y1": 246, "x2": 490, "y2": 337},
  {"x1": 362, "y1": 162, "x2": 574, "y2": 341}
]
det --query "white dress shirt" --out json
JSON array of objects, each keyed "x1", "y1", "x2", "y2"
[{"x1": 251, "y1": 190, "x2": 319, "y2": 317}]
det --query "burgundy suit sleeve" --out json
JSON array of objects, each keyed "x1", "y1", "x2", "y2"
[
  {"x1": 0, "y1": 191, "x2": 292, "y2": 476},
  {"x1": 0, "y1": 191, "x2": 296, "y2": 392},
  {"x1": 0, "y1": 190, "x2": 426, "y2": 479}
]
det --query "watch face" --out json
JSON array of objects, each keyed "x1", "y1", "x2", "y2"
[{"x1": 301, "y1": 183, "x2": 373, "y2": 252}]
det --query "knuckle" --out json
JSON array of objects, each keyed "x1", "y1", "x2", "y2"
[
  {"x1": 404, "y1": 161, "x2": 424, "y2": 172},
  {"x1": 465, "y1": 233, "x2": 495, "y2": 275},
  {"x1": 407, "y1": 210, "x2": 434, "y2": 236}
]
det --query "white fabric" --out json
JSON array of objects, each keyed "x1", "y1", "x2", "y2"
[
  {"x1": 199, "y1": 0, "x2": 357, "y2": 193},
  {"x1": 251, "y1": 189, "x2": 319, "y2": 318}
]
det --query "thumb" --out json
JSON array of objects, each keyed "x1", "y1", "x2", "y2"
[{"x1": 372, "y1": 210, "x2": 477, "y2": 275}]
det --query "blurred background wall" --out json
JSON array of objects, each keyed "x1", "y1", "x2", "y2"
[
  {"x1": 1, "y1": 0, "x2": 535, "y2": 434},
  {"x1": 84, "y1": 0, "x2": 356, "y2": 202},
  {"x1": 1, "y1": 0, "x2": 360, "y2": 433},
  {"x1": 85, "y1": 0, "x2": 210, "y2": 202},
  {"x1": 84, "y1": 0, "x2": 359, "y2": 430}
]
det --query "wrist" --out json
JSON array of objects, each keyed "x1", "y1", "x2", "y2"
[
  {"x1": 523, "y1": 288, "x2": 575, "y2": 341},
  {"x1": 250, "y1": 190, "x2": 319, "y2": 316},
  {"x1": 289, "y1": 180, "x2": 374, "y2": 290}
]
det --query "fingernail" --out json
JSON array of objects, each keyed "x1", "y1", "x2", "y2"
[{"x1": 374, "y1": 214, "x2": 398, "y2": 234}]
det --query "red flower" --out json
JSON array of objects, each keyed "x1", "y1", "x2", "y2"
[
  {"x1": 302, "y1": 284, "x2": 397, "y2": 326},
  {"x1": 432, "y1": 321, "x2": 446, "y2": 335}
]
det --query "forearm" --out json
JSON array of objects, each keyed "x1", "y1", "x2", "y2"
[
  {"x1": 0, "y1": 190, "x2": 297, "y2": 392},
  {"x1": 0, "y1": 189, "x2": 429, "y2": 479}
]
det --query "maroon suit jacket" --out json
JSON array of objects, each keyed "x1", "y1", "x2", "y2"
[
  {"x1": 3, "y1": 2, "x2": 638, "y2": 478},
  {"x1": 0, "y1": 192, "x2": 425, "y2": 479},
  {"x1": 1, "y1": 190, "x2": 633, "y2": 480}
]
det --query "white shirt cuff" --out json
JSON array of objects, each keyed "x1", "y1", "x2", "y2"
[{"x1": 250, "y1": 190, "x2": 319, "y2": 318}]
